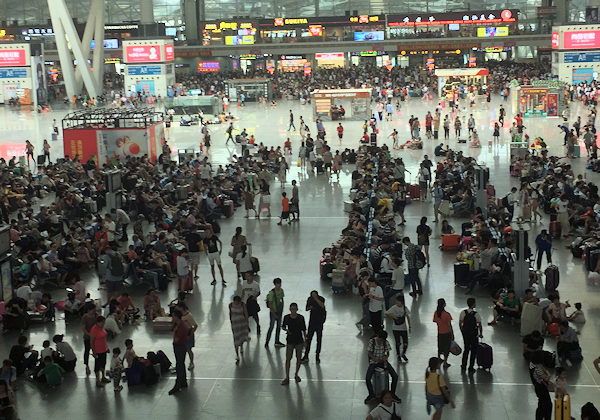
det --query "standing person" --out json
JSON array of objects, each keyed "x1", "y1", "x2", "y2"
[
  {"x1": 337, "y1": 123, "x2": 344, "y2": 145},
  {"x1": 225, "y1": 122, "x2": 234, "y2": 145},
  {"x1": 243, "y1": 185, "x2": 258, "y2": 219},
  {"x1": 535, "y1": 230, "x2": 553, "y2": 271},
  {"x1": 25, "y1": 140, "x2": 34, "y2": 166},
  {"x1": 241, "y1": 272, "x2": 261, "y2": 335},
  {"x1": 584, "y1": 127, "x2": 595, "y2": 156},
  {"x1": 367, "y1": 278, "x2": 385, "y2": 333},
  {"x1": 459, "y1": 298, "x2": 483, "y2": 373},
  {"x1": 529, "y1": 351, "x2": 553, "y2": 420},
  {"x1": 385, "y1": 294, "x2": 411, "y2": 363},
  {"x1": 301, "y1": 290, "x2": 326, "y2": 364},
  {"x1": 81, "y1": 303, "x2": 96, "y2": 376},
  {"x1": 499, "y1": 104, "x2": 505, "y2": 126},
  {"x1": 425, "y1": 357, "x2": 455, "y2": 419},
  {"x1": 489, "y1": 122, "x2": 499, "y2": 144},
  {"x1": 230, "y1": 227, "x2": 247, "y2": 265},
  {"x1": 467, "y1": 114, "x2": 475, "y2": 135},
  {"x1": 417, "y1": 217, "x2": 432, "y2": 266},
  {"x1": 291, "y1": 180, "x2": 300, "y2": 221},
  {"x1": 389, "y1": 129, "x2": 399, "y2": 149},
  {"x1": 364, "y1": 330, "x2": 400, "y2": 404},
  {"x1": 90, "y1": 316, "x2": 110, "y2": 388},
  {"x1": 277, "y1": 191, "x2": 291, "y2": 225},
  {"x1": 288, "y1": 110, "x2": 296, "y2": 131},
  {"x1": 111, "y1": 208, "x2": 131, "y2": 242},
  {"x1": 168, "y1": 309, "x2": 190, "y2": 395},
  {"x1": 104, "y1": 246, "x2": 124, "y2": 304},
  {"x1": 43, "y1": 139, "x2": 51, "y2": 164},
  {"x1": 184, "y1": 228, "x2": 203, "y2": 280},
  {"x1": 403, "y1": 237, "x2": 423, "y2": 297},
  {"x1": 454, "y1": 117, "x2": 462, "y2": 138},
  {"x1": 433, "y1": 111, "x2": 440, "y2": 139},
  {"x1": 176, "y1": 249, "x2": 191, "y2": 293},
  {"x1": 204, "y1": 229, "x2": 225, "y2": 286},
  {"x1": 280, "y1": 303, "x2": 307, "y2": 385},
  {"x1": 443, "y1": 115, "x2": 450, "y2": 140},
  {"x1": 265, "y1": 278, "x2": 285, "y2": 348},
  {"x1": 176, "y1": 302, "x2": 197, "y2": 371},
  {"x1": 431, "y1": 182, "x2": 444, "y2": 223},
  {"x1": 229, "y1": 296, "x2": 249, "y2": 363},
  {"x1": 433, "y1": 298, "x2": 454, "y2": 369},
  {"x1": 333, "y1": 150, "x2": 343, "y2": 180}
]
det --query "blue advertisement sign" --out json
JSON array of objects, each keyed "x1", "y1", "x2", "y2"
[
  {"x1": 354, "y1": 31, "x2": 384, "y2": 41},
  {"x1": 572, "y1": 68, "x2": 595, "y2": 83},
  {"x1": 0, "y1": 68, "x2": 28, "y2": 79},
  {"x1": 127, "y1": 65, "x2": 162, "y2": 75},
  {"x1": 564, "y1": 52, "x2": 600, "y2": 63}
]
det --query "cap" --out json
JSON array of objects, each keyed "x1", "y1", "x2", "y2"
[{"x1": 52, "y1": 334, "x2": 64, "y2": 343}]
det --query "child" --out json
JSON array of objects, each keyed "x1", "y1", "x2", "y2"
[
  {"x1": 123, "y1": 339, "x2": 138, "y2": 368},
  {"x1": 110, "y1": 347, "x2": 123, "y2": 392},
  {"x1": 41, "y1": 340, "x2": 54, "y2": 360},
  {"x1": 277, "y1": 192, "x2": 290, "y2": 226},
  {"x1": 568, "y1": 302, "x2": 586, "y2": 324},
  {"x1": 555, "y1": 367, "x2": 568, "y2": 398},
  {"x1": 36, "y1": 356, "x2": 64, "y2": 386},
  {"x1": 0, "y1": 360, "x2": 16, "y2": 388},
  {"x1": 284, "y1": 138, "x2": 292, "y2": 155}
]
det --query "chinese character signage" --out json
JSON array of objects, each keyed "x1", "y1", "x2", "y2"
[
  {"x1": 0, "y1": 49, "x2": 27, "y2": 67},
  {"x1": 125, "y1": 45, "x2": 162, "y2": 63},
  {"x1": 563, "y1": 30, "x2": 600, "y2": 49}
]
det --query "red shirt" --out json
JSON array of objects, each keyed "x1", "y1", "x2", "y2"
[
  {"x1": 337, "y1": 126, "x2": 344, "y2": 135},
  {"x1": 173, "y1": 321, "x2": 190, "y2": 345},
  {"x1": 282, "y1": 197, "x2": 290, "y2": 212},
  {"x1": 117, "y1": 296, "x2": 134, "y2": 311},
  {"x1": 433, "y1": 311, "x2": 453, "y2": 334},
  {"x1": 90, "y1": 324, "x2": 108, "y2": 354},
  {"x1": 515, "y1": 116, "x2": 523, "y2": 127}
]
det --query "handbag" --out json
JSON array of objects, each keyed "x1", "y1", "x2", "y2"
[
  {"x1": 449, "y1": 340, "x2": 462, "y2": 356},
  {"x1": 262, "y1": 194, "x2": 271, "y2": 204},
  {"x1": 228, "y1": 248, "x2": 235, "y2": 258},
  {"x1": 437, "y1": 375, "x2": 450, "y2": 403},
  {"x1": 380, "y1": 402, "x2": 402, "y2": 420}
]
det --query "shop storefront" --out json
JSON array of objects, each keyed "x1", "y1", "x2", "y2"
[
  {"x1": 201, "y1": 20, "x2": 257, "y2": 46},
  {"x1": 350, "y1": 51, "x2": 393, "y2": 68},
  {"x1": 315, "y1": 52, "x2": 345, "y2": 68},
  {"x1": 312, "y1": 88, "x2": 371, "y2": 120},
  {"x1": 518, "y1": 81, "x2": 566, "y2": 117},
  {"x1": 225, "y1": 78, "x2": 272, "y2": 102},
  {"x1": 434, "y1": 67, "x2": 489, "y2": 97},
  {"x1": 277, "y1": 55, "x2": 308, "y2": 72}
]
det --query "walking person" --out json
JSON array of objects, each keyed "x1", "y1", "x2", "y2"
[
  {"x1": 403, "y1": 237, "x2": 423, "y2": 297},
  {"x1": 229, "y1": 296, "x2": 249, "y2": 363},
  {"x1": 90, "y1": 316, "x2": 110, "y2": 388},
  {"x1": 459, "y1": 298, "x2": 482, "y2": 373},
  {"x1": 176, "y1": 302, "x2": 198, "y2": 371},
  {"x1": 384, "y1": 294, "x2": 411, "y2": 363},
  {"x1": 277, "y1": 192, "x2": 291, "y2": 225},
  {"x1": 529, "y1": 350, "x2": 553, "y2": 419},
  {"x1": 431, "y1": 182, "x2": 444, "y2": 223},
  {"x1": 367, "y1": 278, "x2": 384, "y2": 333},
  {"x1": 288, "y1": 110, "x2": 296, "y2": 131},
  {"x1": 81, "y1": 303, "x2": 96, "y2": 376},
  {"x1": 43, "y1": 139, "x2": 51, "y2": 164},
  {"x1": 535, "y1": 230, "x2": 553, "y2": 270},
  {"x1": 265, "y1": 278, "x2": 285, "y2": 348},
  {"x1": 493, "y1": 122, "x2": 500, "y2": 142},
  {"x1": 417, "y1": 217, "x2": 432, "y2": 266},
  {"x1": 280, "y1": 303, "x2": 307, "y2": 385},
  {"x1": 230, "y1": 227, "x2": 247, "y2": 271},
  {"x1": 225, "y1": 122, "x2": 234, "y2": 145},
  {"x1": 168, "y1": 309, "x2": 190, "y2": 395},
  {"x1": 301, "y1": 290, "x2": 326, "y2": 364},
  {"x1": 241, "y1": 272, "x2": 261, "y2": 335},
  {"x1": 25, "y1": 140, "x2": 34, "y2": 167},
  {"x1": 291, "y1": 180, "x2": 300, "y2": 221},
  {"x1": 425, "y1": 357, "x2": 455, "y2": 419},
  {"x1": 499, "y1": 105, "x2": 506, "y2": 126},
  {"x1": 204, "y1": 228, "x2": 225, "y2": 286},
  {"x1": 433, "y1": 299, "x2": 454, "y2": 369},
  {"x1": 443, "y1": 116, "x2": 450, "y2": 140},
  {"x1": 389, "y1": 129, "x2": 399, "y2": 149},
  {"x1": 454, "y1": 117, "x2": 462, "y2": 138},
  {"x1": 337, "y1": 123, "x2": 344, "y2": 145}
]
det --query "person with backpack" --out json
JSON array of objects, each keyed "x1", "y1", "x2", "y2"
[
  {"x1": 403, "y1": 237, "x2": 424, "y2": 297},
  {"x1": 265, "y1": 278, "x2": 285, "y2": 348},
  {"x1": 105, "y1": 245, "x2": 125, "y2": 304},
  {"x1": 366, "y1": 390, "x2": 402, "y2": 420},
  {"x1": 459, "y1": 298, "x2": 483, "y2": 373}
]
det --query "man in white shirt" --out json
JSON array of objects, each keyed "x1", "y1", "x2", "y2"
[
  {"x1": 111, "y1": 208, "x2": 131, "y2": 242},
  {"x1": 241, "y1": 272, "x2": 261, "y2": 335},
  {"x1": 104, "y1": 214, "x2": 117, "y2": 244},
  {"x1": 367, "y1": 278, "x2": 384, "y2": 333},
  {"x1": 384, "y1": 294, "x2": 411, "y2": 362}
]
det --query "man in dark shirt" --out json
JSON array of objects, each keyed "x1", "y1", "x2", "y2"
[
  {"x1": 9, "y1": 335, "x2": 38, "y2": 374},
  {"x1": 184, "y1": 229, "x2": 203, "y2": 279},
  {"x1": 204, "y1": 228, "x2": 225, "y2": 286},
  {"x1": 169, "y1": 309, "x2": 190, "y2": 395},
  {"x1": 301, "y1": 291, "x2": 326, "y2": 364},
  {"x1": 281, "y1": 303, "x2": 306, "y2": 385}
]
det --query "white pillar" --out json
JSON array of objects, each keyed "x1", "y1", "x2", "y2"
[{"x1": 140, "y1": 0, "x2": 154, "y2": 24}]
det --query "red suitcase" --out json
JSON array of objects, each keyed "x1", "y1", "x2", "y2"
[
  {"x1": 178, "y1": 272, "x2": 193, "y2": 292},
  {"x1": 441, "y1": 234, "x2": 460, "y2": 251},
  {"x1": 549, "y1": 221, "x2": 561, "y2": 239},
  {"x1": 409, "y1": 184, "x2": 421, "y2": 200}
]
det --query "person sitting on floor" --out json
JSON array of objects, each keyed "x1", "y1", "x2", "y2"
[{"x1": 488, "y1": 289, "x2": 521, "y2": 326}]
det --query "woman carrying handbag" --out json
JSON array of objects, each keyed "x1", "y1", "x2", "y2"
[{"x1": 425, "y1": 357, "x2": 455, "y2": 419}]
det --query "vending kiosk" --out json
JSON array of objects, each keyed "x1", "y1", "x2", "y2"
[
  {"x1": 123, "y1": 39, "x2": 175, "y2": 97},
  {"x1": 0, "y1": 41, "x2": 46, "y2": 106}
]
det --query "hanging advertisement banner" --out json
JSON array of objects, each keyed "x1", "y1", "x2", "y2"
[{"x1": 546, "y1": 93, "x2": 558, "y2": 117}]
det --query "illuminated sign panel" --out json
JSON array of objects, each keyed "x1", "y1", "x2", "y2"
[
  {"x1": 563, "y1": 30, "x2": 600, "y2": 49},
  {"x1": 0, "y1": 49, "x2": 27, "y2": 67},
  {"x1": 388, "y1": 9, "x2": 516, "y2": 26}
]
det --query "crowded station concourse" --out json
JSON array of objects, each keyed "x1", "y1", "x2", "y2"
[{"x1": 1, "y1": 49, "x2": 600, "y2": 420}]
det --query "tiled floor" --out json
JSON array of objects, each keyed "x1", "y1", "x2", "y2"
[{"x1": 1, "y1": 95, "x2": 599, "y2": 420}]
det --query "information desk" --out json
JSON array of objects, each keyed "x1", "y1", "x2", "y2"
[
  {"x1": 225, "y1": 78, "x2": 272, "y2": 102},
  {"x1": 311, "y1": 88, "x2": 372, "y2": 121}
]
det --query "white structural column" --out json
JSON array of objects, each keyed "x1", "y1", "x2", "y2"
[
  {"x1": 48, "y1": 0, "x2": 104, "y2": 100},
  {"x1": 140, "y1": 0, "x2": 154, "y2": 24}
]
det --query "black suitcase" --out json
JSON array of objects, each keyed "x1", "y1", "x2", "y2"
[
  {"x1": 320, "y1": 262, "x2": 333, "y2": 281},
  {"x1": 156, "y1": 350, "x2": 172, "y2": 372},
  {"x1": 142, "y1": 364, "x2": 158, "y2": 385},
  {"x1": 454, "y1": 262, "x2": 470, "y2": 287},
  {"x1": 585, "y1": 247, "x2": 600, "y2": 271},
  {"x1": 157, "y1": 274, "x2": 169, "y2": 291}
]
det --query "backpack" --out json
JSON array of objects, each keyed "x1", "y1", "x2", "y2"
[
  {"x1": 415, "y1": 250, "x2": 426, "y2": 269},
  {"x1": 461, "y1": 310, "x2": 478, "y2": 339},
  {"x1": 109, "y1": 254, "x2": 124, "y2": 276}
]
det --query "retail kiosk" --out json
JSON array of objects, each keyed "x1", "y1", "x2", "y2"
[
  {"x1": 122, "y1": 38, "x2": 175, "y2": 97},
  {"x1": 62, "y1": 108, "x2": 165, "y2": 166},
  {"x1": 434, "y1": 68, "x2": 489, "y2": 97},
  {"x1": 312, "y1": 88, "x2": 372, "y2": 120},
  {"x1": 0, "y1": 41, "x2": 46, "y2": 106},
  {"x1": 225, "y1": 78, "x2": 272, "y2": 102},
  {"x1": 518, "y1": 81, "x2": 566, "y2": 117}
]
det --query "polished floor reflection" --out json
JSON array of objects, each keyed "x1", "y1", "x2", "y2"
[{"x1": 1, "y1": 96, "x2": 599, "y2": 420}]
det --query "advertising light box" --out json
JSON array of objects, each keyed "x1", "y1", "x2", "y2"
[
  {"x1": 91, "y1": 39, "x2": 119, "y2": 49},
  {"x1": 315, "y1": 52, "x2": 345, "y2": 60},
  {"x1": 354, "y1": 31, "x2": 384, "y2": 41},
  {"x1": 164, "y1": 44, "x2": 174, "y2": 61},
  {"x1": 0, "y1": 49, "x2": 27, "y2": 67},
  {"x1": 563, "y1": 30, "x2": 600, "y2": 49},
  {"x1": 125, "y1": 45, "x2": 162, "y2": 63},
  {"x1": 477, "y1": 26, "x2": 509, "y2": 37},
  {"x1": 197, "y1": 61, "x2": 220, "y2": 73}
]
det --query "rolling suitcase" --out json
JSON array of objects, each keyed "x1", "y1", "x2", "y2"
[
  {"x1": 51, "y1": 132, "x2": 58, "y2": 141},
  {"x1": 156, "y1": 350, "x2": 172, "y2": 372},
  {"x1": 555, "y1": 395, "x2": 571, "y2": 420},
  {"x1": 544, "y1": 265, "x2": 559, "y2": 292},
  {"x1": 409, "y1": 184, "x2": 420, "y2": 200},
  {"x1": 179, "y1": 272, "x2": 193, "y2": 292},
  {"x1": 157, "y1": 274, "x2": 169, "y2": 291},
  {"x1": 585, "y1": 246, "x2": 600, "y2": 271},
  {"x1": 320, "y1": 262, "x2": 333, "y2": 282},
  {"x1": 549, "y1": 220, "x2": 561, "y2": 239},
  {"x1": 520, "y1": 302, "x2": 545, "y2": 337},
  {"x1": 126, "y1": 362, "x2": 144, "y2": 386},
  {"x1": 152, "y1": 316, "x2": 173, "y2": 332},
  {"x1": 476, "y1": 342, "x2": 493, "y2": 370},
  {"x1": 454, "y1": 262, "x2": 470, "y2": 287},
  {"x1": 372, "y1": 367, "x2": 389, "y2": 397},
  {"x1": 331, "y1": 269, "x2": 345, "y2": 294},
  {"x1": 223, "y1": 200, "x2": 234, "y2": 218},
  {"x1": 573, "y1": 145, "x2": 580, "y2": 158},
  {"x1": 441, "y1": 234, "x2": 460, "y2": 251}
]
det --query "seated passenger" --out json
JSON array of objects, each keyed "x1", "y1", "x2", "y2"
[{"x1": 488, "y1": 289, "x2": 521, "y2": 326}]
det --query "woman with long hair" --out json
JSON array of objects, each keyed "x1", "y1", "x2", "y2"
[
  {"x1": 433, "y1": 299, "x2": 454, "y2": 368},
  {"x1": 229, "y1": 295, "x2": 249, "y2": 363},
  {"x1": 417, "y1": 216, "x2": 432, "y2": 266},
  {"x1": 425, "y1": 357, "x2": 455, "y2": 419}
]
